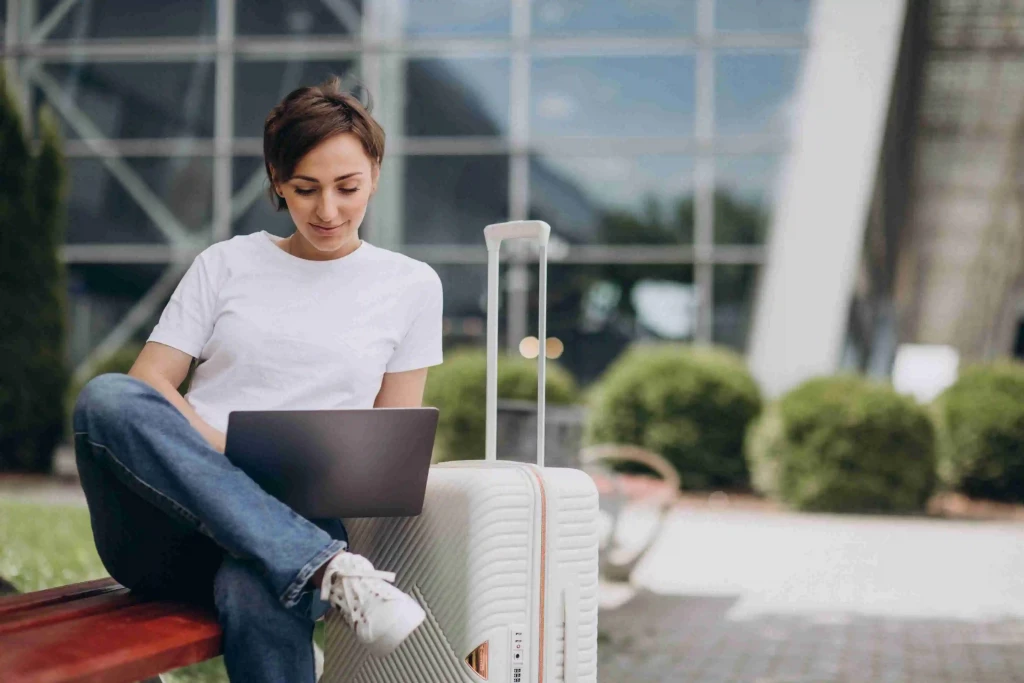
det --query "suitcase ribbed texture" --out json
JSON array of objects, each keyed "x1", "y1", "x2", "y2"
[
  {"x1": 323, "y1": 464, "x2": 599, "y2": 683},
  {"x1": 324, "y1": 465, "x2": 537, "y2": 682},
  {"x1": 549, "y1": 482, "x2": 600, "y2": 681}
]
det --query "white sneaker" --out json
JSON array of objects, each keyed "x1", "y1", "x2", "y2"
[{"x1": 319, "y1": 551, "x2": 426, "y2": 657}]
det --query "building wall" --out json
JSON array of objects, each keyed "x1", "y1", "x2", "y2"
[
  {"x1": 748, "y1": 0, "x2": 909, "y2": 396},
  {"x1": 845, "y1": 0, "x2": 1024, "y2": 372},
  {"x1": 900, "y1": 0, "x2": 1024, "y2": 363}
]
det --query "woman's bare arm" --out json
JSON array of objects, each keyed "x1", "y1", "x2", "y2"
[
  {"x1": 128, "y1": 342, "x2": 226, "y2": 452},
  {"x1": 373, "y1": 367, "x2": 429, "y2": 408}
]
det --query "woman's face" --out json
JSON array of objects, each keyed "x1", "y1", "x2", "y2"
[{"x1": 275, "y1": 132, "x2": 379, "y2": 260}]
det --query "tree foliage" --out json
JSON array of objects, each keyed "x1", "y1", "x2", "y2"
[{"x1": 0, "y1": 71, "x2": 70, "y2": 472}]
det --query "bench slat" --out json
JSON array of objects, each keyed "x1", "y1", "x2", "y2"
[
  {"x1": 0, "y1": 578, "x2": 122, "y2": 618},
  {"x1": 0, "y1": 588, "x2": 138, "y2": 636},
  {"x1": 0, "y1": 600, "x2": 222, "y2": 683}
]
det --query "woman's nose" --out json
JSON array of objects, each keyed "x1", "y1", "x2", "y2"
[{"x1": 316, "y1": 195, "x2": 339, "y2": 222}]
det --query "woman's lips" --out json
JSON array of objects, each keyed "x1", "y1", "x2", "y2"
[{"x1": 311, "y1": 223, "x2": 341, "y2": 234}]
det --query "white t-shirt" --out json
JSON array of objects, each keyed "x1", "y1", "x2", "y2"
[{"x1": 148, "y1": 230, "x2": 444, "y2": 433}]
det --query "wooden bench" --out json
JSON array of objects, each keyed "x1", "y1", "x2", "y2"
[{"x1": 0, "y1": 578, "x2": 222, "y2": 682}]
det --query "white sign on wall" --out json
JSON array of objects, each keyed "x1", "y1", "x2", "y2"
[{"x1": 892, "y1": 344, "x2": 960, "y2": 403}]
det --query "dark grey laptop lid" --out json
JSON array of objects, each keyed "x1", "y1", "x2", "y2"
[{"x1": 224, "y1": 408, "x2": 439, "y2": 519}]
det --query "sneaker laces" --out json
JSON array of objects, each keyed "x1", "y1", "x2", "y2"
[{"x1": 319, "y1": 553, "x2": 401, "y2": 627}]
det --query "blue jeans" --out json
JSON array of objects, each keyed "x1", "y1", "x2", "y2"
[{"x1": 72, "y1": 373, "x2": 348, "y2": 682}]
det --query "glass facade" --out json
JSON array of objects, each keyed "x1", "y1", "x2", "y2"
[{"x1": 3, "y1": 0, "x2": 811, "y2": 384}]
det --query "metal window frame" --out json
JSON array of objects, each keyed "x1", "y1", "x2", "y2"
[
  {"x1": 1, "y1": 33, "x2": 808, "y2": 61},
  {"x1": 4, "y1": 0, "x2": 800, "y2": 375}
]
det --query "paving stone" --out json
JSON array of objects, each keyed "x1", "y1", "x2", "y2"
[{"x1": 596, "y1": 510, "x2": 1024, "y2": 683}]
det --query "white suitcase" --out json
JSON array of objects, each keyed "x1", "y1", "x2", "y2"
[{"x1": 323, "y1": 221, "x2": 600, "y2": 683}]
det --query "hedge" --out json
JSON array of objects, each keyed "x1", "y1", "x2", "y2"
[
  {"x1": 65, "y1": 344, "x2": 197, "y2": 430},
  {"x1": 585, "y1": 344, "x2": 762, "y2": 489},
  {"x1": 424, "y1": 347, "x2": 578, "y2": 462},
  {"x1": 0, "y1": 72, "x2": 69, "y2": 472},
  {"x1": 933, "y1": 362, "x2": 1024, "y2": 502},
  {"x1": 747, "y1": 375, "x2": 936, "y2": 513},
  {"x1": 64, "y1": 345, "x2": 143, "y2": 432}
]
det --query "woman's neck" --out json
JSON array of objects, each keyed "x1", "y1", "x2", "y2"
[{"x1": 285, "y1": 232, "x2": 362, "y2": 262}]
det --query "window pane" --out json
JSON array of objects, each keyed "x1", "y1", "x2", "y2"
[
  {"x1": 714, "y1": 155, "x2": 778, "y2": 245},
  {"x1": 713, "y1": 264, "x2": 759, "y2": 351},
  {"x1": 530, "y1": 264, "x2": 696, "y2": 384},
  {"x1": 532, "y1": 57, "x2": 696, "y2": 138},
  {"x1": 36, "y1": 0, "x2": 215, "y2": 40},
  {"x1": 67, "y1": 264, "x2": 169, "y2": 366},
  {"x1": 405, "y1": 58, "x2": 510, "y2": 137},
  {"x1": 530, "y1": 155, "x2": 694, "y2": 244},
  {"x1": 37, "y1": 62, "x2": 215, "y2": 139},
  {"x1": 533, "y1": 0, "x2": 696, "y2": 36},
  {"x1": 232, "y1": 157, "x2": 291, "y2": 238},
  {"x1": 405, "y1": 0, "x2": 509, "y2": 36},
  {"x1": 429, "y1": 263, "x2": 542, "y2": 360},
  {"x1": 715, "y1": 52, "x2": 803, "y2": 137},
  {"x1": 237, "y1": 0, "x2": 362, "y2": 37},
  {"x1": 233, "y1": 197, "x2": 291, "y2": 239},
  {"x1": 67, "y1": 157, "x2": 214, "y2": 244},
  {"x1": 403, "y1": 156, "x2": 509, "y2": 245},
  {"x1": 715, "y1": 0, "x2": 812, "y2": 33},
  {"x1": 432, "y1": 264, "x2": 489, "y2": 347},
  {"x1": 234, "y1": 60, "x2": 360, "y2": 139}
]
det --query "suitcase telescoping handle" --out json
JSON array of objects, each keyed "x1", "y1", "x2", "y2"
[{"x1": 484, "y1": 220, "x2": 551, "y2": 466}]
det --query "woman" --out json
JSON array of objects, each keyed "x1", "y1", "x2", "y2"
[{"x1": 72, "y1": 77, "x2": 442, "y2": 681}]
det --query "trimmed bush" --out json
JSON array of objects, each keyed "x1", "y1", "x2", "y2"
[
  {"x1": 586, "y1": 344, "x2": 762, "y2": 489},
  {"x1": 424, "y1": 347, "x2": 579, "y2": 462},
  {"x1": 65, "y1": 344, "x2": 144, "y2": 431},
  {"x1": 0, "y1": 72, "x2": 69, "y2": 472},
  {"x1": 747, "y1": 375, "x2": 936, "y2": 513},
  {"x1": 65, "y1": 344, "x2": 197, "y2": 434},
  {"x1": 933, "y1": 362, "x2": 1024, "y2": 502}
]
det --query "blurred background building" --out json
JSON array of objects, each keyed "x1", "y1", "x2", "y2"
[{"x1": 3, "y1": 0, "x2": 1015, "y2": 395}]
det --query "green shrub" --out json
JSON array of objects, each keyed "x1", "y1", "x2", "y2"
[
  {"x1": 65, "y1": 344, "x2": 197, "y2": 435},
  {"x1": 933, "y1": 362, "x2": 1024, "y2": 502},
  {"x1": 586, "y1": 344, "x2": 762, "y2": 489},
  {"x1": 65, "y1": 344, "x2": 144, "y2": 430},
  {"x1": 424, "y1": 347, "x2": 579, "y2": 462},
  {"x1": 0, "y1": 72, "x2": 70, "y2": 472},
  {"x1": 747, "y1": 375, "x2": 936, "y2": 513}
]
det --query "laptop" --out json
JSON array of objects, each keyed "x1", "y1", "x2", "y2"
[{"x1": 224, "y1": 407, "x2": 439, "y2": 519}]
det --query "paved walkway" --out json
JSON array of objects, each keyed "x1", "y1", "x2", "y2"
[
  {"x1": 0, "y1": 475, "x2": 86, "y2": 506},
  {"x1": 598, "y1": 507, "x2": 1024, "y2": 682}
]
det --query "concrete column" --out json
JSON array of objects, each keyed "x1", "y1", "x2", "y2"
[{"x1": 748, "y1": 0, "x2": 909, "y2": 396}]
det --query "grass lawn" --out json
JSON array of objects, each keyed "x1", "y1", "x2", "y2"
[{"x1": 0, "y1": 499, "x2": 235, "y2": 682}]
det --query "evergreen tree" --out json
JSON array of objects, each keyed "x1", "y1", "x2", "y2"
[{"x1": 0, "y1": 71, "x2": 70, "y2": 472}]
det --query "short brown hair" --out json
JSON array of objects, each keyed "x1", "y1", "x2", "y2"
[{"x1": 263, "y1": 76, "x2": 385, "y2": 211}]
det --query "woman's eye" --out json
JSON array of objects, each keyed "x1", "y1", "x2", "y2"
[
  {"x1": 294, "y1": 188, "x2": 316, "y2": 196},
  {"x1": 339, "y1": 187, "x2": 359, "y2": 194}
]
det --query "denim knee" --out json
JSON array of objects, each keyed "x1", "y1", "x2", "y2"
[
  {"x1": 215, "y1": 556, "x2": 303, "y2": 628},
  {"x1": 73, "y1": 373, "x2": 145, "y2": 434}
]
